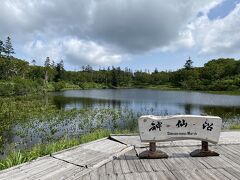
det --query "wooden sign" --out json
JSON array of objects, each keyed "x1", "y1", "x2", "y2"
[{"x1": 138, "y1": 115, "x2": 222, "y2": 144}]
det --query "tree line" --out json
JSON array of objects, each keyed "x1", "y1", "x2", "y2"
[{"x1": 0, "y1": 37, "x2": 239, "y2": 96}]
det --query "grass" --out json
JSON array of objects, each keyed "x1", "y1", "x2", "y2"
[
  {"x1": 228, "y1": 123, "x2": 240, "y2": 130},
  {"x1": 0, "y1": 129, "x2": 124, "y2": 170},
  {"x1": 204, "y1": 90, "x2": 240, "y2": 95},
  {"x1": 145, "y1": 84, "x2": 181, "y2": 90}
]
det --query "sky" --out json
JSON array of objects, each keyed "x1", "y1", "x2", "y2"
[{"x1": 0, "y1": 0, "x2": 240, "y2": 71}]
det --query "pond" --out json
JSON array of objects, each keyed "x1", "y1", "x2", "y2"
[
  {"x1": 52, "y1": 89, "x2": 240, "y2": 124},
  {"x1": 1, "y1": 89, "x2": 240, "y2": 157}
]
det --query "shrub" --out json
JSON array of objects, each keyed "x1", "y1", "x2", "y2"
[
  {"x1": 0, "y1": 82, "x2": 14, "y2": 96},
  {"x1": 13, "y1": 78, "x2": 32, "y2": 95},
  {"x1": 53, "y1": 81, "x2": 66, "y2": 91}
]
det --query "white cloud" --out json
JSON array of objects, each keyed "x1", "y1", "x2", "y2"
[
  {"x1": 63, "y1": 38, "x2": 123, "y2": 66},
  {"x1": 200, "y1": 3, "x2": 240, "y2": 54},
  {"x1": 23, "y1": 37, "x2": 123, "y2": 66},
  {"x1": 2, "y1": 0, "x2": 238, "y2": 67}
]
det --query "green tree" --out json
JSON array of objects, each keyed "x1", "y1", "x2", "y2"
[
  {"x1": 154, "y1": 68, "x2": 158, "y2": 74},
  {"x1": 31, "y1": 59, "x2": 36, "y2": 66},
  {"x1": 44, "y1": 57, "x2": 51, "y2": 83},
  {"x1": 184, "y1": 57, "x2": 193, "y2": 70},
  {"x1": 44, "y1": 57, "x2": 51, "y2": 67},
  {"x1": 0, "y1": 40, "x2": 5, "y2": 57},
  {"x1": 54, "y1": 59, "x2": 65, "y2": 82},
  {"x1": 4, "y1": 37, "x2": 14, "y2": 57}
]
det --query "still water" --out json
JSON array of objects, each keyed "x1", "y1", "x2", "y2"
[
  {"x1": 2, "y1": 89, "x2": 240, "y2": 157},
  {"x1": 52, "y1": 89, "x2": 240, "y2": 125}
]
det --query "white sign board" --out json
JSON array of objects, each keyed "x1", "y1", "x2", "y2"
[{"x1": 138, "y1": 115, "x2": 222, "y2": 144}]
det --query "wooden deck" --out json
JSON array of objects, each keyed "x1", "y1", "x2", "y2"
[{"x1": 1, "y1": 131, "x2": 240, "y2": 179}]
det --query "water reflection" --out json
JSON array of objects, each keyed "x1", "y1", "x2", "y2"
[{"x1": 50, "y1": 89, "x2": 240, "y2": 122}]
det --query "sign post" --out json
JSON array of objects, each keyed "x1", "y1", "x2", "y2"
[{"x1": 138, "y1": 115, "x2": 222, "y2": 159}]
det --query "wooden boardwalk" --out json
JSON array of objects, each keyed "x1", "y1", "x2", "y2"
[{"x1": 1, "y1": 131, "x2": 240, "y2": 179}]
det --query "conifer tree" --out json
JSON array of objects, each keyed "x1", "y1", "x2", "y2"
[
  {"x1": 0, "y1": 40, "x2": 5, "y2": 57},
  {"x1": 5, "y1": 36, "x2": 14, "y2": 57},
  {"x1": 184, "y1": 57, "x2": 193, "y2": 70}
]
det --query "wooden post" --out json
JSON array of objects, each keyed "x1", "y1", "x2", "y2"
[
  {"x1": 190, "y1": 140, "x2": 219, "y2": 157},
  {"x1": 202, "y1": 141, "x2": 208, "y2": 151},
  {"x1": 138, "y1": 142, "x2": 168, "y2": 159},
  {"x1": 149, "y1": 142, "x2": 156, "y2": 152}
]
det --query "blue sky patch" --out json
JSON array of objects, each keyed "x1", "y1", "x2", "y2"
[{"x1": 208, "y1": 0, "x2": 239, "y2": 20}]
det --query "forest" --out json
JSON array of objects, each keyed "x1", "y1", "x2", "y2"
[{"x1": 0, "y1": 37, "x2": 240, "y2": 96}]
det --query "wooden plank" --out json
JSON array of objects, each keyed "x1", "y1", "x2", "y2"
[
  {"x1": 0, "y1": 168, "x2": 24, "y2": 180},
  {"x1": 36, "y1": 165, "x2": 82, "y2": 180},
  {"x1": 124, "y1": 173, "x2": 135, "y2": 180},
  {"x1": 217, "y1": 154, "x2": 240, "y2": 170},
  {"x1": 132, "y1": 172, "x2": 143, "y2": 180},
  {"x1": 146, "y1": 172, "x2": 160, "y2": 180},
  {"x1": 90, "y1": 169, "x2": 99, "y2": 180},
  {"x1": 54, "y1": 139, "x2": 126, "y2": 167},
  {"x1": 156, "y1": 170, "x2": 175, "y2": 180},
  {"x1": 179, "y1": 146, "x2": 207, "y2": 170},
  {"x1": 124, "y1": 151, "x2": 138, "y2": 173},
  {"x1": 82, "y1": 173, "x2": 91, "y2": 180},
  {"x1": 171, "y1": 170, "x2": 190, "y2": 180},
  {"x1": 139, "y1": 158, "x2": 153, "y2": 172},
  {"x1": 105, "y1": 160, "x2": 114, "y2": 175},
  {"x1": 66, "y1": 169, "x2": 92, "y2": 180},
  {"x1": 21, "y1": 159, "x2": 70, "y2": 176},
  {"x1": 161, "y1": 158, "x2": 180, "y2": 171},
  {"x1": 107, "y1": 173, "x2": 117, "y2": 180},
  {"x1": 223, "y1": 167, "x2": 240, "y2": 179},
  {"x1": 118, "y1": 155, "x2": 131, "y2": 174},
  {"x1": 217, "y1": 168, "x2": 239, "y2": 180},
  {"x1": 209, "y1": 168, "x2": 232, "y2": 180},
  {"x1": 116, "y1": 174, "x2": 125, "y2": 180},
  {"x1": 221, "y1": 145, "x2": 240, "y2": 156},
  {"x1": 0, "y1": 170, "x2": 28, "y2": 180},
  {"x1": 201, "y1": 168, "x2": 226, "y2": 180},
  {"x1": 225, "y1": 144, "x2": 240, "y2": 154},
  {"x1": 98, "y1": 164, "x2": 106, "y2": 177},
  {"x1": 0, "y1": 157, "x2": 55, "y2": 179},
  {"x1": 217, "y1": 146, "x2": 240, "y2": 167},
  {"x1": 167, "y1": 147, "x2": 191, "y2": 171},
  {"x1": 169, "y1": 148, "x2": 196, "y2": 171},
  {"x1": 146, "y1": 159, "x2": 161, "y2": 171},
  {"x1": 139, "y1": 172, "x2": 150, "y2": 179},
  {"x1": 162, "y1": 170, "x2": 177, "y2": 180},
  {"x1": 2, "y1": 158, "x2": 69, "y2": 180},
  {"x1": 28, "y1": 161, "x2": 72, "y2": 180},
  {"x1": 184, "y1": 169, "x2": 203, "y2": 180},
  {"x1": 53, "y1": 138, "x2": 108, "y2": 158},
  {"x1": 194, "y1": 169, "x2": 216, "y2": 180},
  {"x1": 198, "y1": 156, "x2": 228, "y2": 169},
  {"x1": 127, "y1": 149, "x2": 145, "y2": 172},
  {"x1": 113, "y1": 159, "x2": 123, "y2": 175}
]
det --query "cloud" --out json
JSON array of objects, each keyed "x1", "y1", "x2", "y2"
[
  {"x1": 23, "y1": 37, "x2": 123, "y2": 66},
  {"x1": 63, "y1": 38, "x2": 123, "y2": 66},
  {"x1": 200, "y1": 3, "x2": 240, "y2": 54},
  {"x1": 2, "y1": 0, "x2": 235, "y2": 67},
  {"x1": 90, "y1": 0, "x2": 221, "y2": 53}
]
